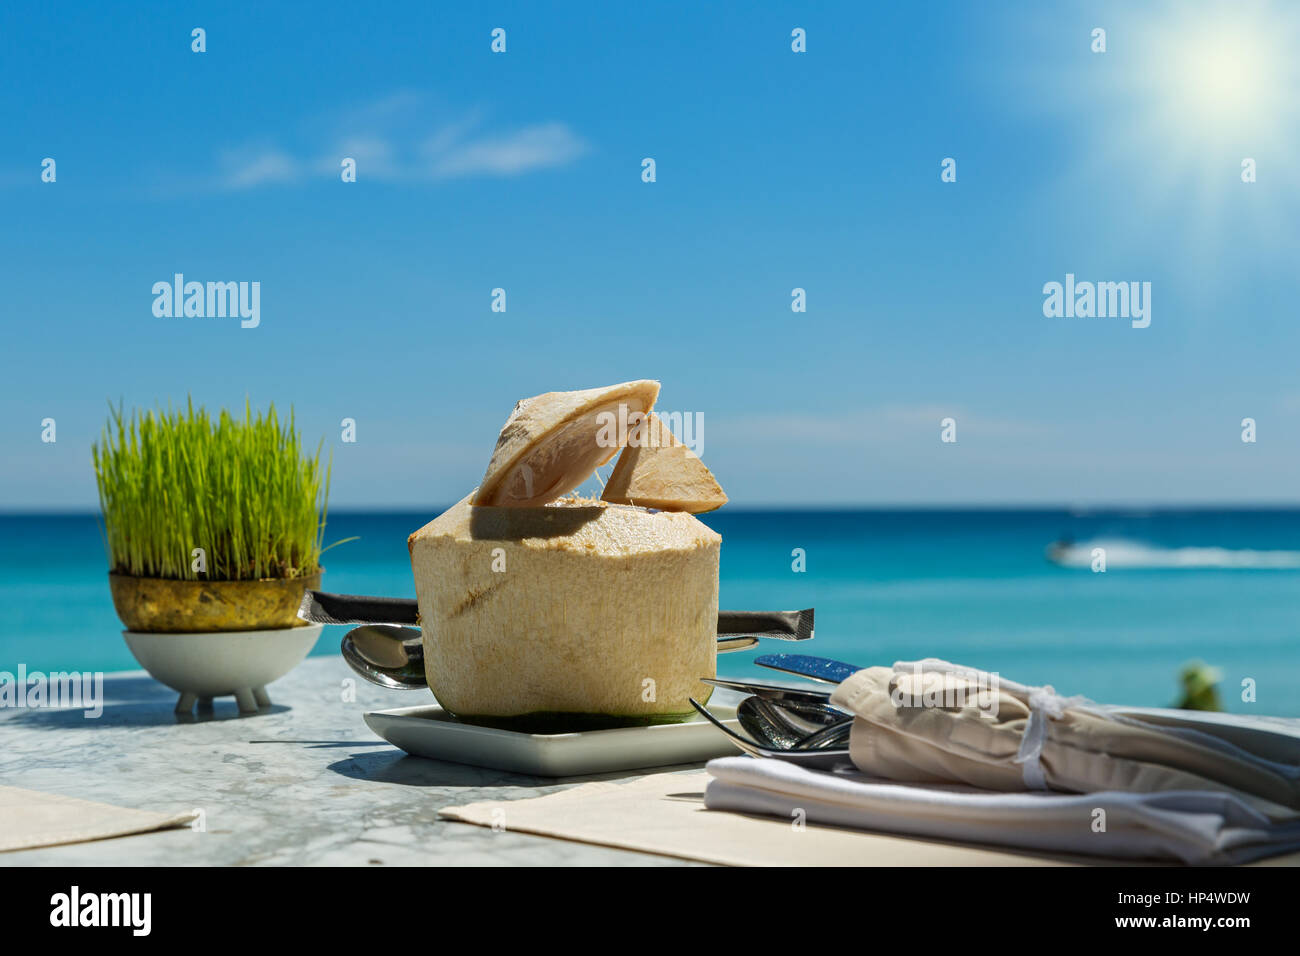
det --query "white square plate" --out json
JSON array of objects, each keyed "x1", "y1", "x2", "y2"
[{"x1": 364, "y1": 690, "x2": 742, "y2": 777}]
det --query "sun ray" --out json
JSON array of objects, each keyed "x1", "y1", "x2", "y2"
[{"x1": 998, "y1": 0, "x2": 1300, "y2": 274}]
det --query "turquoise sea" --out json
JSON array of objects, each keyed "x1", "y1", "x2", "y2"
[{"x1": 3, "y1": 509, "x2": 1299, "y2": 715}]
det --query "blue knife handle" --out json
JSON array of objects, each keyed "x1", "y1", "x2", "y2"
[{"x1": 753, "y1": 654, "x2": 862, "y2": 685}]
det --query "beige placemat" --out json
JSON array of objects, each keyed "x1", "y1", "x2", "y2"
[
  {"x1": 0, "y1": 786, "x2": 198, "y2": 853},
  {"x1": 440, "y1": 770, "x2": 1087, "y2": 866}
]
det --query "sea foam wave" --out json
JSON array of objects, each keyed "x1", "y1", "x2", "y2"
[{"x1": 1047, "y1": 538, "x2": 1300, "y2": 569}]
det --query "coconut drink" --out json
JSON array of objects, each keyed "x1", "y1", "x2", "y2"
[{"x1": 407, "y1": 380, "x2": 729, "y2": 730}]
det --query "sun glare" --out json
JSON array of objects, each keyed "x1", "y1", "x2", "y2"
[
  {"x1": 1013, "y1": 1, "x2": 1300, "y2": 265},
  {"x1": 1152, "y1": 19, "x2": 1285, "y2": 141}
]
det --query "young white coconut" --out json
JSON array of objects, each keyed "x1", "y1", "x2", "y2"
[{"x1": 409, "y1": 381, "x2": 721, "y2": 727}]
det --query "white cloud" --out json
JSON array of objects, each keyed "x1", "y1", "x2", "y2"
[
  {"x1": 217, "y1": 149, "x2": 300, "y2": 189},
  {"x1": 426, "y1": 122, "x2": 588, "y2": 179},
  {"x1": 210, "y1": 94, "x2": 588, "y2": 191},
  {"x1": 717, "y1": 405, "x2": 1051, "y2": 446}
]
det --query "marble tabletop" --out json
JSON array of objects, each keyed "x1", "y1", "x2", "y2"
[{"x1": 0, "y1": 656, "x2": 705, "y2": 866}]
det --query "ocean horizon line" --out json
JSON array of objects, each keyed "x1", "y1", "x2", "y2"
[{"x1": 9, "y1": 502, "x2": 1300, "y2": 517}]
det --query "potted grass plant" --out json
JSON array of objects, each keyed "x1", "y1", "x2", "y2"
[{"x1": 93, "y1": 399, "x2": 340, "y2": 714}]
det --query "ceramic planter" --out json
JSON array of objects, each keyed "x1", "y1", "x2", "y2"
[
  {"x1": 110, "y1": 571, "x2": 323, "y2": 714},
  {"x1": 108, "y1": 571, "x2": 321, "y2": 632},
  {"x1": 122, "y1": 625, "x2": 324, "y2": 715}
]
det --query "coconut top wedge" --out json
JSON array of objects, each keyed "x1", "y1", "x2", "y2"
[
  {"x1": 472, "y1": 380, "x2": 660, "y2": 507},
  {"x1": 601, "y1": 412, "x2": 728, "y2": 513}
]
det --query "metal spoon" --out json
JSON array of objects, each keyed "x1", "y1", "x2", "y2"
[
  {"x1": 754, "y1": 694, "x2": 849, "y2": 732},
  {"x1": 743, "y1": 696, "x2": 830, "y2": 740},
  {"x1": 793, "y1": 718, "x2": 854, "y2": 750},
  {"x1": 726, "y1": 697, "x2": 853, "y2": 751},
  {"x1": 690, "y1": 697, "x2": 799, "y2": 756},
  {"x1": 700, "y1": 676, "x2": 836, "y2": 706},
  {"x1": 737, "y1": 696, "x2": 804, "y2": 749},
  {"x1": 743, "y1": 697, "x2": 854, "y2": 750},
  {"x1": 340, "y1": 625, "x2": 426, "y2": 689},
  {"x1": 690, "y1": 698, "x2": 853, "y2": 769},
  {"x1": 700, "y1": 680, "x2": 850, "y2": 740}
]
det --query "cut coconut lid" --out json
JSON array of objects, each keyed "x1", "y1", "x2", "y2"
[
  {"x1": 473, "y1": 380, "x2": 661, "y2": 507},
  {"x1": 600, "y1": 412, "x2": 728, "y2": 513}
]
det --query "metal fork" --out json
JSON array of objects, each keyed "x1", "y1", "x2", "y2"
[{"x1": 690, "y1": 698, "x2": 853, "y2": 765}]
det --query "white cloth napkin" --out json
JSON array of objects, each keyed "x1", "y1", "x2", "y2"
[
  {"x1": 831, "y1": 659, "x2": 1300, "y2": 813},
  {"x1": 703, "y1": 756, "x2": 1300, "y2": 864}
]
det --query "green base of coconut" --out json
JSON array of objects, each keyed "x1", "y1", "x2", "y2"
[{"x1": 445, "y1": 708, "x2": 700, "y2": 734}]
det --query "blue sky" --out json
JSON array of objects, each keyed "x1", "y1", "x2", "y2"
[{"x1": 3, "y1": 0, "x2": 1299, "y2": 508}]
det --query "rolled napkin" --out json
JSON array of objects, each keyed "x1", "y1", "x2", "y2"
[
  {"x1": 830, "y1": 659, "x2": 1300, "y2": 817},
  {"x1": 703, "y1": 756, "x2": 1300, "y2": 864}
]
